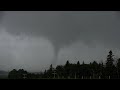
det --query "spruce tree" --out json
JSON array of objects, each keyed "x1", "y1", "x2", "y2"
[{"x1": 105, "y1": 50, "x2": 115, "y2": 79}]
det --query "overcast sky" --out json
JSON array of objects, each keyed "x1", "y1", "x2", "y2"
[{"x1": 0, "y1": 11, "x2": 120, "y2": 72}]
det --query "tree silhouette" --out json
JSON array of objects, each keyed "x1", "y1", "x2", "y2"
[
  {"x1": 8, "y1": 69, "x2": 18, "y2": 79},
  {"x1": 8, "y1": 50, "x2": 120, "y2": 79},
  {"x1": 105, "y1": 50, "x2": 116, "y2": 79},
  {"x1": 8, "y1": 69, "x2": 28, "y2": 79},
  {"x1": 64, "y1": 60, "x2": 69, "y2": 78},
  {"x1": 56, "y1": 65, "x2": 64, "y2": 78},
  {"x1": 116, "y1": 58, "x2": 120, "y2": 78}
]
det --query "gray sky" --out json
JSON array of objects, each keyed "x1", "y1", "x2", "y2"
[{"x1": 0, "y1": 11, "x2": 120, "y2": 72}]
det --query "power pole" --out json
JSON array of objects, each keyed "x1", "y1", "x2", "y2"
[
  {"x1": 58, "y1": 75, "x2": 59, "y2": 79},
  {"x1": 75, "y1": 72, "x2": 76, "y2": 79},
  {"x1": 99, "y1": 76, "x2": 101, "y2": 79},
  {"x1": 117, "y1": 67, "x2": 119, "y2": 79},
  {"x1": 92, "y1": 69, "x2": 95, "y2": 79},
  {"x1": 23, "y1": 74, "x2": 27, "y2": 79},
  {"x1": 82, "y1": 76, "x2": 83, "y2": 79},
  {"x1": 52, "y1": 70, "x2": 57, "y2": 79},
  {"x1": 90, "y1": 76, "x2": 91, "y2": 79}
]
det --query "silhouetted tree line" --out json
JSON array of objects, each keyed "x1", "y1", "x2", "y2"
[{"x1": 8, "y1": 50, "x2": 120, "y2": 79}]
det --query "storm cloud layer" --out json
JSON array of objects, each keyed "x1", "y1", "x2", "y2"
[
  {"x1": 0, "y1": 29, "x2": 54, "y2": 71},
  {"x1": 0, "y1": 11, "x2": 120, "y2": 71}
]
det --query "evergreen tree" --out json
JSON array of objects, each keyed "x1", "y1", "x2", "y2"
[
  {"x1": 64, "y1": 60, "x2": 70, "y2": 78},
  {"x1": 105, "y1": 50, "x2": 115, "y2": 79},
  {"x1": 76, "y1": 61, "x2": 80, "y2": 78},
  {"x1": 106, "y1": 50, "x2": 114, "y2": 67},
  {"x1": 56, "y1": 65, "x2": 64, "y2": 78},
  {"x1": 65, "y1": 60, "x2": 70, "y2": 66},
  {"x1": 47, "y1": 64, "x2": 54, "y2": 78},
  {"x1": 8, "y1": 69, "x2": 18, "y2": 79},
  {"x1": 116, "y1": 58, "x2": 120, "y2": 78},
  {"x1": 98, "y1": 61, "x2": 104, "y2": 78},
  {"x1": 77, "y1": 61, "x2": 80, "y2": 65}
]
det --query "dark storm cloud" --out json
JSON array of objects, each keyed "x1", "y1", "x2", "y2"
[
  {"x1": 0, "y1": 11, "x2": 4, "y2": 24},
  {"x1": 1, "y1": 11, "x2": 120, "y2": 66},
  {"x1": 0, "y1": 30, "x2": 54, "y2": 71}
]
